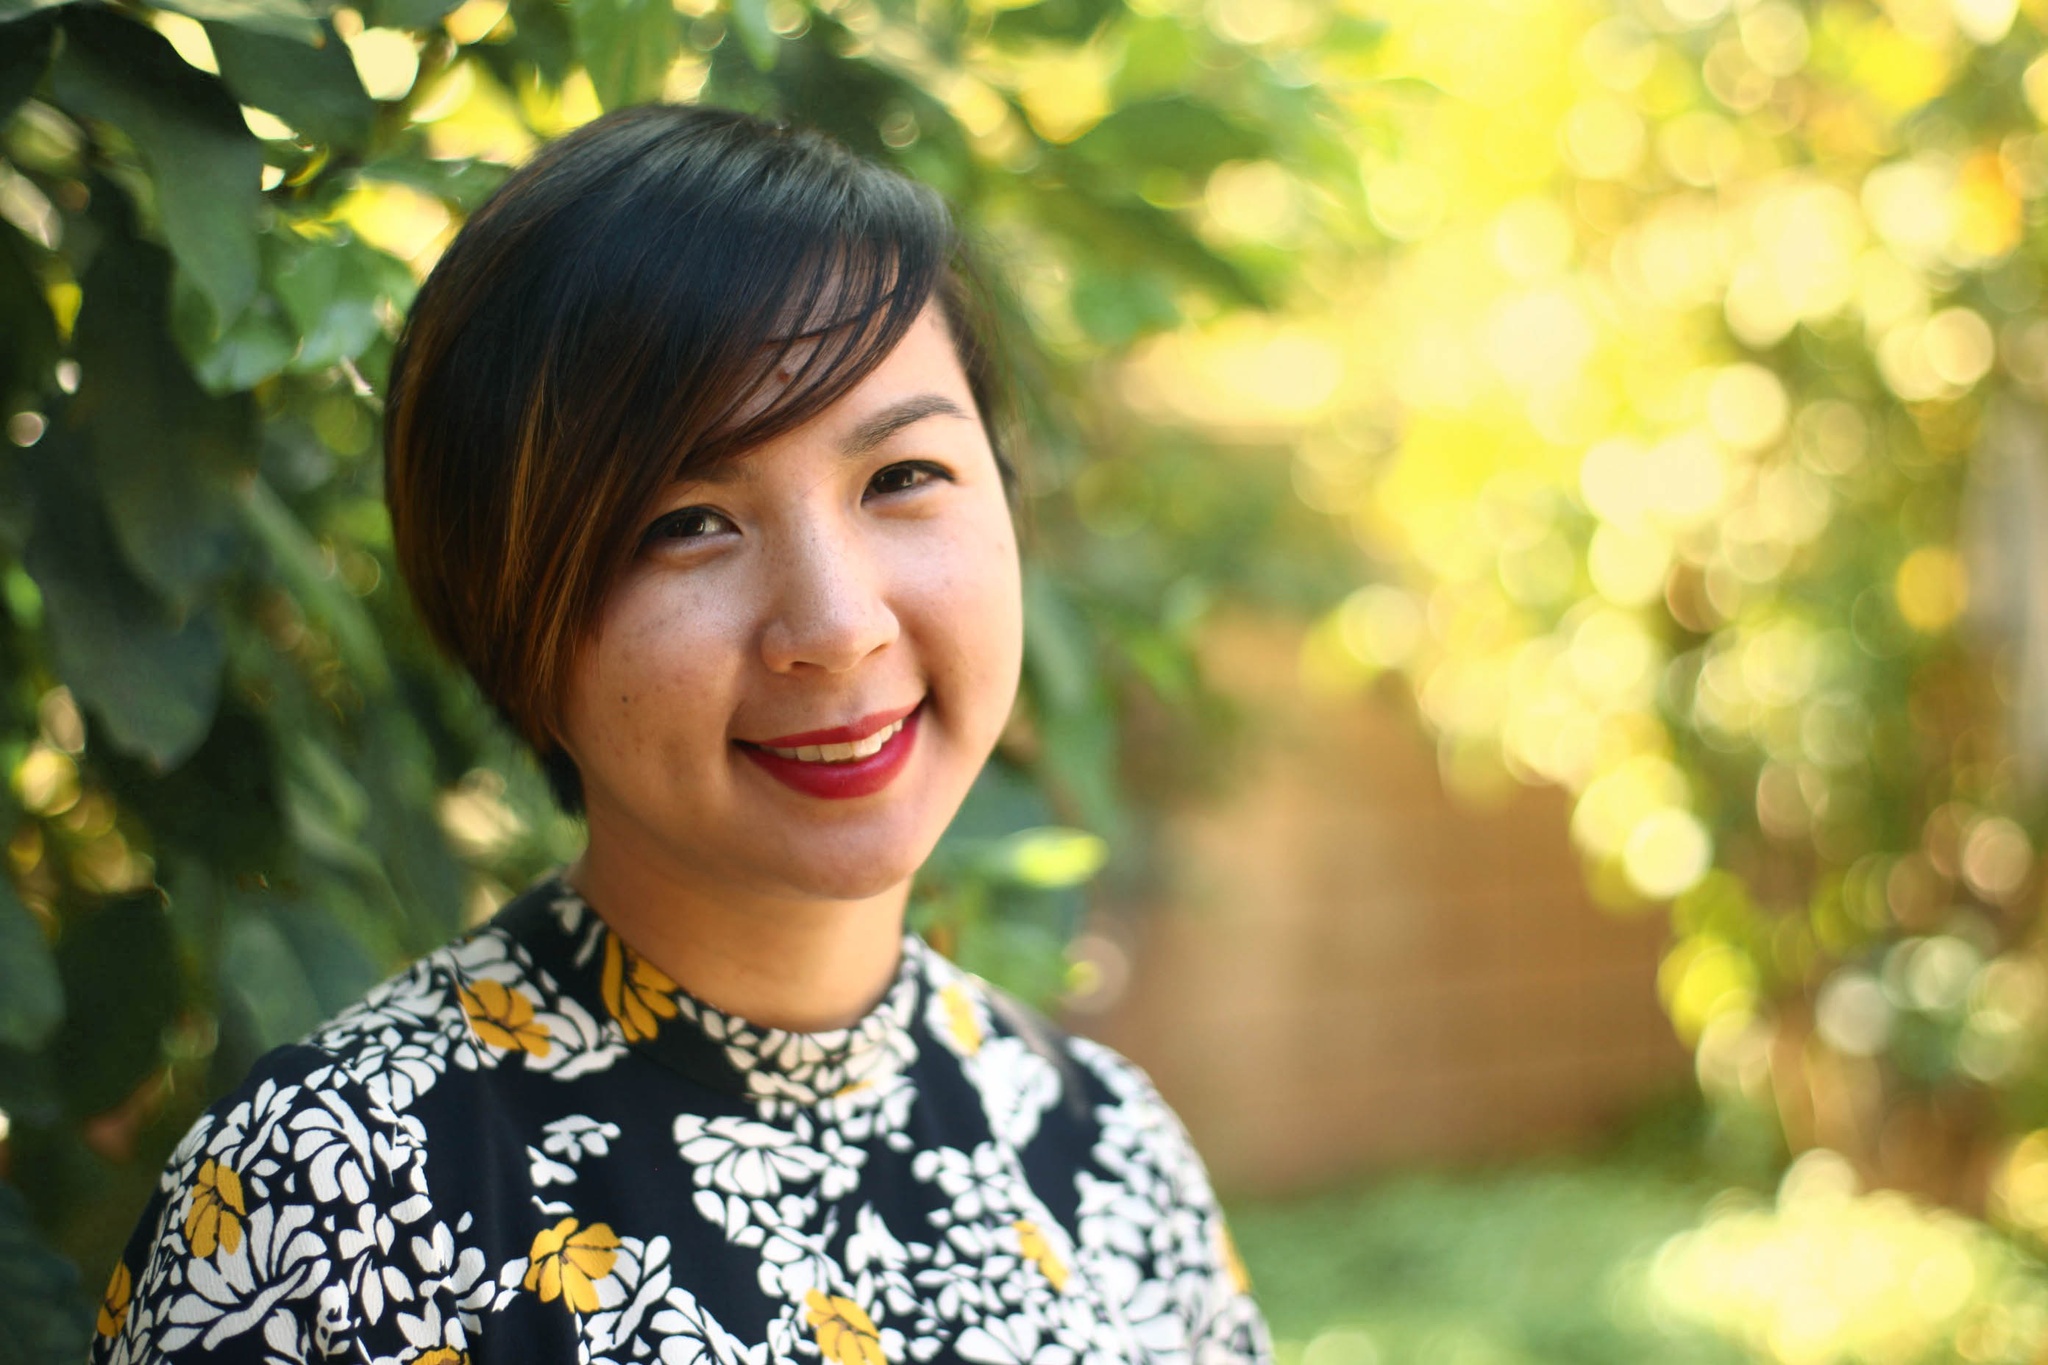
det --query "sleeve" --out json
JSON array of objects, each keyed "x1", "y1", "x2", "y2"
[
  {"x1": 86, "y1": 1046, "x2": 482, "y2": 1364},
  {"x1": 1187, "y1": 1200, "x2": 1272, "y2": 1365},
  {"x1": 1149, "y1": 1099, "x2": 1273, "y2": 1365},
  {"x1": 1062, "y1": 1036, "x2": 1274, "y2": 1365}
]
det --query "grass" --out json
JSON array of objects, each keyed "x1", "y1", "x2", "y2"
[{"x1": 1227, "y1": 1160, "x2": 1754, "y2": 1365}]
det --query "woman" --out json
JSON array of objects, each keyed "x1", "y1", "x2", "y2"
[{"x1": 92, "y1": 104, "x2": 1271, "y2": 1365}]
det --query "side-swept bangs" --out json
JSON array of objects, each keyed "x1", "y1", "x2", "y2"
[{"x1": 384, "y1": 105, "x2": 1005, "y2": 810}]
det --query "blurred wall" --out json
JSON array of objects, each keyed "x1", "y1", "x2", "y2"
[{"x1": 1075, "y1": 614, "x2": 1689, "y2": 1196}]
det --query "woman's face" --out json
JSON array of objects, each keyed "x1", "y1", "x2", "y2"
[{"x1": 556, "y1": 304, "x2": 1024, "y2": 904}]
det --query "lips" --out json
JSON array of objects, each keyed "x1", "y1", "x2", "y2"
[
  {"x1": 735, "y1": 698, "x2": 923, "y2": 800},
  {"x1": 746, "y1": 698, "x2": 924, "y2": 749}
]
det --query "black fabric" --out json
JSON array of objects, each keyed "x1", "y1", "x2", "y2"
[{"x1": 89, "y1": 876, "x2": 1272, "y2": 1365}]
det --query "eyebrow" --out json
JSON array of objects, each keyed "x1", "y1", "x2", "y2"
[{"x1": 841, "y1": 394, "x2": 974, "y2": 457}]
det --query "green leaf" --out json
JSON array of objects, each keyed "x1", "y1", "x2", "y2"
[
  {"x1": 207, "y1": 19, "x2": 375, "y2": 151},
  {"x1": 20, "y1": 437, "x2": 227, "y2": 771},
  {"x1": 1034, "y1": 695, "x2": 1122, "y2": 841},
  {"x1": 986, "y1": 0, "x2": 1119, "y2": 43},
  {"x1": 943, "y1": 757, "x2": 1057, "y2": 842},
  {"x1": 0, "y1": 220, "x2": 57, "y2": 409},
  {"x1": 54, "y1": 7, "x2": 265, "y2": 327},
  {"x1": 49, "y1": 893, "x2": 181, "y2": 1117},
  {"x1": 217, "y1": 888, "x2": 396, "y2": 1044},
  {"x1": 0, "y1": 1183, "x2": 94, "y2": 1365},
  {"x1": 72, "y1": 235, "x2": 256, "y2": 605},
  {"x1": 571, "y1": 0, "x2": 681, "y2": 107},
  {"x1": 0, "y1": 881, "x2": 62, "y2": 1051},
  {"x1": 281, "y1": 731, "x2": 381, "y2": 880},
  {"x1": 1020, "y1": 568, "x2": 1124, "y2": 839},
  {"x1": 156, "y1": 0, "x2": 319, "y2": 45},
  {"x1": 95, "y1": 702, "x2": 284, "y2": 878},
  {"x1": 240, "y1": 474, "x2": 392, "y2": 691},
  {"x1": 1069, "y1": 261, "x2": 1179, "y2": 348},
  {"x1": 185, "y1": 287, "x2": 297, "y2": 391},
  {"x1": 726, "y1": 0, "x2": 778, "y2": 72},
  {"x1": 271, "y1": 236, "x2": 409, "y2": 372},
  {"x1": 0, "y1": 458, "x2": 26, "y2": 556},
  {"x1": 356, "y1": 153, "x2": 509, "y2": 213},
  {"x1": 981, "y1": 826, "x2": 1109, "y2": 888},
  {"x1": 270, "y1": 892, "x2": 384, "y2": 1017},
  {"x1": 1110, "y1": 15, "x2": 1198, "y2": 101},
  {"x1": 0, "y1": 0, "x2": 69, "y2": 24},
  {"x1": 481, "y1": 0, "x2": 574, "y2": 85},
  {"x1": 1022, "y1": 567, "x2": 1095, "y2": 715},
  {"x1": 358, "y1": 706, "x2": 467, "y2": 943},
  {"x1": 222, "y1": 904, "x2": 323, "y2": 1047},
  {"x1": 945, "y1": 913, "x2": 1072, "y2": 1008},
  {"x1": 0, "y1": 12, "x2": 56, "y2": 126},
  {"x1": 1036, "y1": 188, "x2": 1267, "y2": 310},
  {"x1": 368, "y1": 0, "x2": 464, "y2": 30},
  {"x1": 1071, "y1": 97, "x2": 1266, "y2": 178}
]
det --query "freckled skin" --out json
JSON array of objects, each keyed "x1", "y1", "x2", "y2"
[{"x1": 552, "y1": 306, "x2": 1024, "y2": 1031}]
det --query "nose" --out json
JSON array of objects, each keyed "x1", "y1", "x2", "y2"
[{"x1": 757, "y1": 518, "x2": 900, "y2": 674}]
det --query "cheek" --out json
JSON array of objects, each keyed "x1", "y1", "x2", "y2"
[
  {"x1": 563, "y1": 583, "x2": 738, "y2": 758},
  {"x1": 986, "y1": 524, "x2": 1025, "y2": 675},
  {"x1": 909, "y1": 510, "x2": 1024, "y2": 699}
]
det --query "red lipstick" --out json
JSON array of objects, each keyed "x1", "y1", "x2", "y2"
[
  {"x1": 736, "y1": 700, "x2": 923, "y2": 800},
  {"x1": 748, "y1": 700, "x2": 922, "y2": 749}
]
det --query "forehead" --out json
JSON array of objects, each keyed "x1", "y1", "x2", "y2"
[
  {"x1": 762, "y1": 304, "x2": 967, "y2": 419},
  {"x1": 684, "y1": 307, "x2": 980, "y2": 485}
]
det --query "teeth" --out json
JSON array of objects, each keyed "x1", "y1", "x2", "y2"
[{"x1": 763, "y1": 717, "x2": 904, "y2": 763}]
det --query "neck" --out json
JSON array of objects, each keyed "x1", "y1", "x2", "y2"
[{"x1": 564, "y1": 824, "x2": 912, "y2": 1035}]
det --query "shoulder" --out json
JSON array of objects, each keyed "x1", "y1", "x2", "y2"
[
  {"x1": 914, "y1": 943, "x2": 1213, "y2": 1184},
  {"x1": 1063, "y1": 1029, "x2": 1222, "y2": 1195},
  {"x1": 299, "y1": 895, "x2": 624, "y2": 1116},
  {"x1": 154, "y1": 1042, "x2": 389, "y2": 1204},
  {"x1": 921, "y1": 945, "x2": 1175, "y2": 1117},
  {"x1": 918, "y1": 956, "x2": 1269, "y2": 1356},
  {"x1": 93, "y1": 1040, "x2": 420, "y2": 1359},
  {"x1": 93, "y1": 906, "x2": 606, "y2": 1359}
]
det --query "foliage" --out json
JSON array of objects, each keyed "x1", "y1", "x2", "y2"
[
  {"x1": 1230, "y1": 1157, "x2": 1751, "y2": 1365},
  {"x1": 1232, "y1": 1147, "x2": 2048, "y2": 1365},
  {"x1": 1652, "y1": 1150, "x2": 2048, "y2": 1365},
  {"x1": 0, "y1": 0, "x2": 1375, "y2": 1343},
  {"x1": 1114, "y1": 0, "x2": 2048, "y2": 1229}
]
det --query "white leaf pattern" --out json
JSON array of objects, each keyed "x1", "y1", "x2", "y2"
[{"x1": 88, "y1": 877, "x2": 1270, "y2": 1365}]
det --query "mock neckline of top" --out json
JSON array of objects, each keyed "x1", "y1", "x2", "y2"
[{"x1": 489, "y1": 875, "x2": 928, "y2": 1106}]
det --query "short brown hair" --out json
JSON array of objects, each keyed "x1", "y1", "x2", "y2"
[{"x1": 383, "y1": 105, "x2": 1011, "y2": 811}]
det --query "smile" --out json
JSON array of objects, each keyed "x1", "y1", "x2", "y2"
[
  {"x1": 758, "y1": 715, "x2": 907, "y2": 763},
  {"x1": 735, "y1": 699, "x2": 923, "y2": 799}
]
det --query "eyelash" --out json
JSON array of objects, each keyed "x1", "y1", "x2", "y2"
[
  {"x1": 644, "y1": 506, "x2": 733, "y2": 543},
  {"x1": 866, "y1": 460, "x2": 951, "y2": 498},
  {"x1": 643, "y1": 461, "x2": 954, "y2": 545}
]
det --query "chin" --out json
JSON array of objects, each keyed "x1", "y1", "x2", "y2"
[
  {"x1": 787, "y1": 861, "x2": 923, "y2": 903},
  {"x1": 762, "y1": 794, "x2": 958, "y2": 903}
]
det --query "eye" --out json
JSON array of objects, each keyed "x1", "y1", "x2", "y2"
[
  {"x1": 866, "y1": 461, "x2": 952, "y2": 499},
  {"x1": 644, "y1": 505, "x2": 736, "y2": 545}
]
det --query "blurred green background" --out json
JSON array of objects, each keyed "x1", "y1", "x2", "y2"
[{"x1": 10, "y1": 0, "x2": 2048, "y2": 1359}]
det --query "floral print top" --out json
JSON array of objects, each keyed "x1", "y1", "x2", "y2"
[{"x1": 89, "y1": 876, "x2": 1272, "y2": 1365}]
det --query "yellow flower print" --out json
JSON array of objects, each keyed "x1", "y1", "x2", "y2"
[
  {"x1": 602, "y1": 933, "x2": 680, "y2": 1043},
  {"x1": 805, "y1": 1290, "x2": 888, "y2": 1365},
  {"x1": 457, "y1": 978, "x2": 553, "y2": 1057},
  {"x1": 185, "y1": 1158, "x2": 247, "y2": 1258},
  {"x1": 1218, "y1": 1219, "x2": 1252, "y2": 1295},
  {"x1": 1014, "y1": 1219, "x2": 1068, "y2": 1292},
  {"x1": 940, "y1": 982, "x2": 982, "y2": 1055},
  {"x1": 414, "y1": 1351, "x2": 469, "y2": 1364},
  {"x1": 96, "y1": 1261, "x2": 131, "y2": 1337},
  {"x1": 522, "y1": 1216, "x2": 620, "y2": 1313}
]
